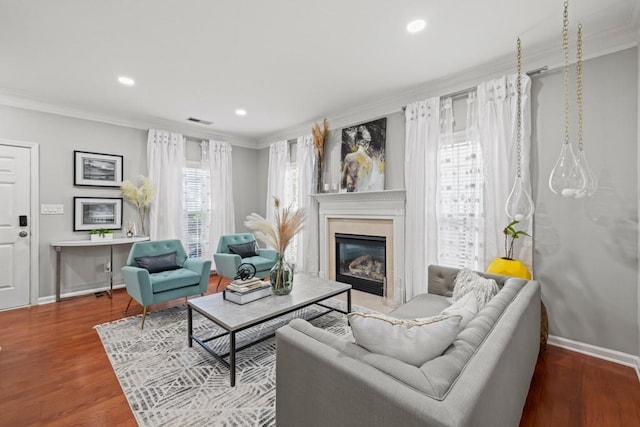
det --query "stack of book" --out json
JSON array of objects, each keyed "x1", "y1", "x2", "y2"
[{"x1": 223, "y1": 277, "x2": 272, "y2": 305}]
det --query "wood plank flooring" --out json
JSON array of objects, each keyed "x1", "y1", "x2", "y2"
[{"x1": 0, "y1": 276, "x2": 639, "y2": 426}]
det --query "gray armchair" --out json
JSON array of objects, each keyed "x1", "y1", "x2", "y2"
[{"x1": 213, "y1": 233, "x2": 278, "y2": 289}]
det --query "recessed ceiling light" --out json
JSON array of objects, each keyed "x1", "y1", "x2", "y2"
[
  {"x1": 117, "y1": 76, "x2": 135, "y2": 86},
  {"x1": 235, "y1": 108, "x2": 247, "y2": 116},
  {"x1": 406, "y1": 19, "x2": 426, "y2": 33}
]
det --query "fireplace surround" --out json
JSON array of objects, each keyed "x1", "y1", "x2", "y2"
[{"x1": 311, "y1": 189, "x2": 405, "y2": 304}]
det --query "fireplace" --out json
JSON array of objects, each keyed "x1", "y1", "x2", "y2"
[{"x1": 335, "y1": 233, "x2": 386, "y2": 296}]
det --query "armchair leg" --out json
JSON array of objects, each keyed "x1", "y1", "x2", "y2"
[
  {"x1": 124, "y1": 297, "x2": 133, "y2": 315},
  {"x1": 216, "y1": 276, "x2": 223, "y2": 291},
  {"x1": 140, "y1": 306, "x2": 148, "y2": 330}
]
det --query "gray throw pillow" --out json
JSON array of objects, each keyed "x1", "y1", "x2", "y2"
[
  {"x1": 348, "y1": 312, "x2": 461, "y2": 366},
  {"x1": 228, "y1": 241, "x2": 259, "y2": 258},
  {"x1": 135, "y1": 251, "x2": 180, "y2": 273}
]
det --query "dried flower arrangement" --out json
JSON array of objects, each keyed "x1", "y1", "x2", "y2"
[
  {"x1": 312, "y1": 118, "x2": 330, "y2": 193},
  {"x1": 245, "y1": 197, "x2": 305, "y2": 294},
  {"x1": 120, "y1": 176, "x2": 154, "y2": 236}
]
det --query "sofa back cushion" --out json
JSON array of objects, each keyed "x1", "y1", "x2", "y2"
[
  {"x1": 428, "y1": 265, "x2": 508, "y2": 297},
  {"x1": 126, "y1": 240, "x2": 188, "y2": 267}
]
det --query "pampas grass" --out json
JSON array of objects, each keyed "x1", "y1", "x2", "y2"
[
  {"x1": 121, "y1": 176, "x2": 154, "y2": 235},
  {"x1": 312, "y1": 118, "x2": 330, "y2": 193},
  {"x1": 244, "y1": 197, "x2": 305, "y2": 256}
]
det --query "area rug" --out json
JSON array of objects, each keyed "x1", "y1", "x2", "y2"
[{"x1": 95, "y1": 299, "x2": 357, "y2": 426}]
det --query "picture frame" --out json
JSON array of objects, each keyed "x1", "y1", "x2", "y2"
[
  {"x1": 340, "y1": 118, "x2": 387, "y2": 192},
  {"x1": 74, "y1": 151, "x2": 123, "y2": 187},
  {"x1": 73, "y1": 197, "x2": 123, "y2": 231}
]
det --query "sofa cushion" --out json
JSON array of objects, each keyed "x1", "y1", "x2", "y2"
[
  {"x1": 441, "y1": 291, "x2": 479, "y2": 329},
  {"x1": 135, "y1": 251, "x2": 180, "y2": 274},
  {"x1": 452, "y1": 268, "x2": 499, "y2": 309},
  {"x1": 348, "y1": 312, "x2": 462, "y2": 366},
  {"x1": 390, "y1": 293, "x2": 451, "y2": 319},
  {"x1": 150, "y1": 268, "x2": 201, "y2": 293},
  {"x1": 228, "y1": 241, "x2": 259, "y2": 258},
  {"x1": 242, "y1": 255, "x2": 278, "y2": 272}
]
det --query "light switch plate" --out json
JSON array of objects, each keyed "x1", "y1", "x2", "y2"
[{"x1": 41, "y1": 204, "x2": 64, "y2": 215}]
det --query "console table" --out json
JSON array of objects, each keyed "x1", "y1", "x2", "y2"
[{"x1": 51, "y1": 237, "x2": 150, "y2": 302}]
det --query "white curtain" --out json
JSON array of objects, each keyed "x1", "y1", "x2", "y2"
[
  {"x1": 203, "y1": 140, "x2": 235, "y2": 267},
  {"x1": 265, "y1": 140, "x2": 289, "y2": 227},
  {"x1": 147, "y1": 129, "x2": 186, "y2": 244},
  {"x1": 477, "y1": 74, "x2": 532, "y2": 268},
  {"x1": 296, "y1": 134, "x2": 316, "y2": 273},
  {"x1": 404, "y1": 97, "x2": 440, "y2": 302}
]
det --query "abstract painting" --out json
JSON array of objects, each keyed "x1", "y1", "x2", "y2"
[{"x1": 341, "y1": 118, "x2": 386, "y2": 192}]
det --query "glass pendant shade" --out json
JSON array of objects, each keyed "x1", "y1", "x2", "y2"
[
  {"x1": 549, "y1": 141, "x2": 585, "y2": 197},
  {"x1": 573, "y1": 149, "x2": 597, "y2": 198},
  {"x1": 506, "y1": 175, "x2": 534, "y2": 221}
]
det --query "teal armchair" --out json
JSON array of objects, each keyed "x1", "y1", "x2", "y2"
[
  {"x1": 214, "y1": 233, "x2": 278, "y2": 289},
  {"x1": 122, "y1": 240, "x2": 211, "y2": 329}
]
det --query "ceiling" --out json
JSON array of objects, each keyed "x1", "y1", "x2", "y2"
[{"x1": 0, "y1": 0, "x2": 637, "y2": 143}]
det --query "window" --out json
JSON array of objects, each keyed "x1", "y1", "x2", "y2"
[
  {"x1": 283, "y1": 161, "x2": 298, "y2": 263},
  {"x1": 437, "y1": 96, "x2": 484, "y2": 270},
  {"x1": 183, "y1": 165, "x2": 210, "y2": 258}
]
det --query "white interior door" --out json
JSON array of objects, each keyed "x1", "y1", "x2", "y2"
[{"x1": 0, "y1": 144, "x2": 31, "y2": 310}]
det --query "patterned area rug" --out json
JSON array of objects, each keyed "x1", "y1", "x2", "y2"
[{"x1": 95, "y1": 299, "x2": 354, "y2": 426}]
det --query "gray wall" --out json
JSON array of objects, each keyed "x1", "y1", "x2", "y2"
[
  {"x1": 255, "y1": 48, "x2": 639, "y2": 356},
  {"x1": 531, "y1": 47, "x2": 638, "y2": 355},
  {"x1": 0, "y1": 105, "x2": 260, "y2": 299}
]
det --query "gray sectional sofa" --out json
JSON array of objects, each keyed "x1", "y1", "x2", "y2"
[{"x1": 275, "y1": 265, "x2": 541, "y2": 427}]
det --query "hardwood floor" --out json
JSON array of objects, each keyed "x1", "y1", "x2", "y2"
[{"x1": 1, "y1": 277, "x2": 639, "y2": 426}]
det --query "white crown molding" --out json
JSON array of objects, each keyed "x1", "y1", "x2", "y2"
[
  {"x1": 258, "y1": 22, "x2": 640, "y2": 146},
  {"x1": 0, "y1": 89, "x2": 259, "y2": 149},
  {"x1": 548, "y1": 335, "x2": 640, "y2": 382}
]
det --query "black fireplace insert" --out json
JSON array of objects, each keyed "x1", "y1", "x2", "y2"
[{"x1": 335, "y1": 233, "x2": 386, "y2": 296}]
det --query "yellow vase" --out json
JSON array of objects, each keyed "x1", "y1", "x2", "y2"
[{"x1": 486, "y1": 257, "x2": 531, "y2": 279}]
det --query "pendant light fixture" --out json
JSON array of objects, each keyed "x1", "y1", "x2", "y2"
[
  {"x1": 573, "y1": 23, "x2": 598, "y2": 198},
  {"x1": 549, "y1": 0, "x2": 585, "y2": 197},
  {"x1": 506, "y1": 38, "x2": 534, "y2": 221}
]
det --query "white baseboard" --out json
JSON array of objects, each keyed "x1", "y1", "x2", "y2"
[
  {"x1": 38, "y1": 283, "x2": 126, "y2": 305},
  {"x1": 548, "y1": 335, "x2": 640, "y2": 381}
]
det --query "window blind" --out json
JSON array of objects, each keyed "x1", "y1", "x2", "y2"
[{"x1": 183, "y1": 167, "x2": 210, "y2": 258}]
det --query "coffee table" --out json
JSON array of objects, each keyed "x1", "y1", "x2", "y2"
[{"x1": 187, "y1": 274, "x2": 352, "y2": 386}]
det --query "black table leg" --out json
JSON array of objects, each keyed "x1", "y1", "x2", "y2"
[
  {"x1": 347, "y1": 289, "x2": 352, "y2": 313},
  {"x1": 188, "y1": 306, "x2": 193, "y2": 347},
  {"x1": 230, "y1": 331, "x2": 236, "y2": 387}
]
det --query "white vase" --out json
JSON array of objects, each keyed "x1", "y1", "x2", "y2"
[{"x1": 90, "y1": 233, "x2": 113, "y2": 242}]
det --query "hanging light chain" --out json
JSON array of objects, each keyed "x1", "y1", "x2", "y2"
[
  {"x1": 516, "y1": 38, "x2": 522, "y2": 178},
  {"x1": 576, "y1": 23, "x2": 583, "y2": 151},
  {"x1": 562, "y1": 0, "x2": 570, "y2": 145}
]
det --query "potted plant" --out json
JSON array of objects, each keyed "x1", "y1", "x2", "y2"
[
  {"x1": 486, "y1": 220, "x2": 531, "y2": 279},
  {"x1": 90, "y1": 228, "x2": 114, "y2": 242}
]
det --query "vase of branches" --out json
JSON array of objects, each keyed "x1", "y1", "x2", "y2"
[
  {"x1": 120, "y1": 176, "x2": 154, "y2": 236},
  {"x1": 245, "y1": 197, "x2": 305, "y2": 295},
  {"x1": 312, "y1": 119, "x2": 329, "y2": 194}
]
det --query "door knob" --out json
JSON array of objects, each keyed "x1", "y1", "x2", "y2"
[{"x1": 19, "y1": 231, "x2": 28, "y2": 237}]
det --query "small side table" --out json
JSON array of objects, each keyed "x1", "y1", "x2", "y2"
[{"x1": 51, "y1": 236, "x2": 149, "y2": 302}]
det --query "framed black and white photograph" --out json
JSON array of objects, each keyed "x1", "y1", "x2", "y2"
[
  {"x1": 74, "y1": 151, "x2": 123, "y2": 187},
  {"x1": 74, "y1": 197, "x2": 123, "y2": 231}
]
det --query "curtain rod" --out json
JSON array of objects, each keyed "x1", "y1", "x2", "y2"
[{"x1": 401, "y1": 65, "x2": 548, "y2": 111}]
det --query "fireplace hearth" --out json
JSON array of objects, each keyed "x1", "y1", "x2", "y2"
[{"x1": 335, "y1": 233, "x2": 386, "y2": 296}]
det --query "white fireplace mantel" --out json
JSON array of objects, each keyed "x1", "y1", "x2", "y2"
[{"x1": 308, "y1": 189, "x2": 405, "y2": 301}]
